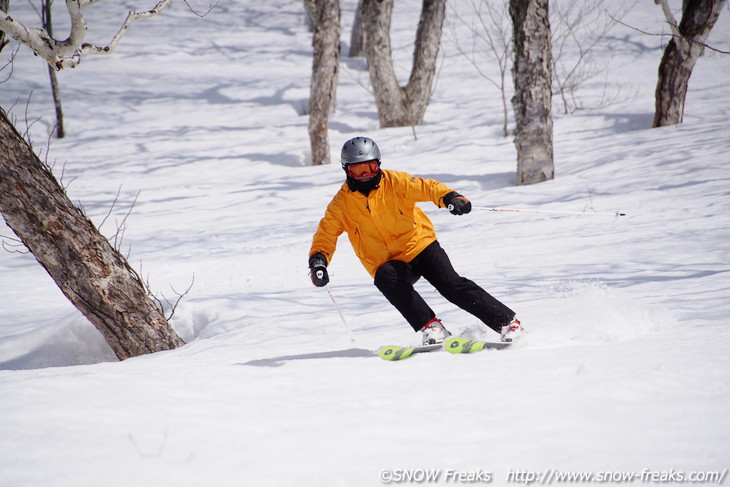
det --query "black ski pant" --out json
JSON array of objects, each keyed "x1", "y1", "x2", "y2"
[{"x1": 373, "y1": 240, "x2": 515, "y2": 333}]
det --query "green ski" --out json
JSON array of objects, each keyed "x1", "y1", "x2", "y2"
[
  {"x1": 377, "y1": 343, "x2": 442, "y2": 361},
  {"x1": 444, "y1": 336, "x2": 511, "y2": 354},
  {"x1": 378, "y1": 337, "x2": 511, "y2": 360}
]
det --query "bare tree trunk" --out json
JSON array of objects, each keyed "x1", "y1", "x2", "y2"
[
  {"x1": 304, "y1": 0, "x2": 340, "y2": 166},
  {"x1": 304, "y1": 1, "x2": 315, "y2": 32},
  {"x1": 0, "y1": 107, "x2": 185, "y2": 360},
  {"x1": 652, "y1": 0, "x2": 726, "y2": 127},
  {"x1": 363, "y1": 0, "x2": 446, "y2": 128},
  {"x1": 349, "y1": 0, "x2": 365, "y2": 57},
  {"x1": 509, "y1": 0, "x2": 554, "y2": 185},
  {"x1": 47, "y1": 66, "x2": 65, "y2": 138},
  {"x1": 43, "y1": 0, "x2": 65, "y2": 138}
]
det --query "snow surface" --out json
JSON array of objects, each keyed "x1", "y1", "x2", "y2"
[{"x1": 1, "y1": 1, "x2": 729, "y2": 486}]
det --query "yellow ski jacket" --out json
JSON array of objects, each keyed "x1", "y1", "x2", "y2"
[{"x1": 309, "y1": 170, "x2": 455, "y2": 277}]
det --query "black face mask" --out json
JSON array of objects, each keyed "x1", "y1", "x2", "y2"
[{"x1": 346, "y1": 170, "x2": 382, "y2": 196}]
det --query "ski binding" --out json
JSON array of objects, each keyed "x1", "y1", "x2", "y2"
[{"x1": 444, "y1": 336, "x2": 511, "y2": 353}]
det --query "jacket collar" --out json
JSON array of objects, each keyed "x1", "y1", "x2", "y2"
[{"x1": 346, "y1": 170, "x2": 382, "y2": 196}]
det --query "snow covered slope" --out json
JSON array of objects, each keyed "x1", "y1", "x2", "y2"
[{"x1": 1, "y1": 1, "x2": 728, "y2": 485}]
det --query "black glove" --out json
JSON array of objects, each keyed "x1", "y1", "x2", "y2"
[
  {"x1": 444, "y1": 191, "x2": 472, "y2": 215},
  {"x1": 308, "y1": 252, "x2": 329, "y2": 287}
]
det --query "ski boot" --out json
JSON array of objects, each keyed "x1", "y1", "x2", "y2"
[
  {"x1": 421, "y1": 318, "x2": 452, "y2": 345},
  {"x1": 500, "y1": 319, "x2": 525, "y2": 343}
]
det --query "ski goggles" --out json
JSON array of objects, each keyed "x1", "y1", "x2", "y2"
[{"x1": 346, "y1": 160, "x2": 380, "y2": 181}]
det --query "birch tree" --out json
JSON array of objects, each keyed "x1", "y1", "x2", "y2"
[
  {"x1": 304, "y1": 0, "x2": 340, "y2": 166},
  {"x1": 652, "y1": 0, "x2": 727, "y2": 127},
  {"x1": 349, "y1": 0, "x2": 364, "y2": 57},
  {"x1": 42, "y1": 0, "x2": 65, "y2": 138},
  {"x1": 0, "y1": 0, "x2": 185, "y2": 360},
  {"x1": 0, "y1": 108, "x2": 186, "y2": 360},
  {"x1": 0, "y1": 0, "x2": 171, "y2": 70},
  {"x1": 509, "y1": 0, "x2": 554, "y2": 185},
  {"x1": 362, "y1": 0, "x2": 447, "y2": 128},
  {"x1": 0, "y1": 0, "x2": 7, "y2": 52}
]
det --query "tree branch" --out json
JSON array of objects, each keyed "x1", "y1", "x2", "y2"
[
  {"x1": 165, "y1": 274, "x2": 195, "y2": 321},
  {"x1": 0, "y1": 0, "x2": 173, "y2": 70},
  {"x1": 1, "y1": 233, "x2": 29, "y2": 254},
  {"x1": 606, "y1": 9, "x2": 730, "y2": 55},
  {"x1": 657, "y1": 0, "x2": 681, "y2": 37},
  {"x1": 0, "y1": 43, "x2": 19, "y2": 83},
  {"x1": 182, "y1": 0, "x2": 219, "y2": 18}
]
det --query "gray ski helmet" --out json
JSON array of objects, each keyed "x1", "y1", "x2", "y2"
[{"x1": 340, "y1": 137, "x2": 381, "y2": 168}]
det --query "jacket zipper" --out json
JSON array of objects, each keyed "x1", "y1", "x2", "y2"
[{"x1": 367, "y1": 191, "x2": 395, "y2": 254}]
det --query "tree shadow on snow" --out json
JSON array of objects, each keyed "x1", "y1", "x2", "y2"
[{"x1": 238, "y1": 348, "x2": 375, "y2": 368}]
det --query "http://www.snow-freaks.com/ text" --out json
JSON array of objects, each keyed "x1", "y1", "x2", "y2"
[{"x1": 378, "y1": 467, "x2": 728, "y2": 484}]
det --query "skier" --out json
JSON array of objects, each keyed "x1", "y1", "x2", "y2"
[{"x1": 308, "y1": 136, "x2": 525, "y2": 345}]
